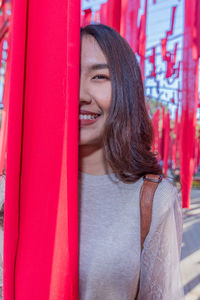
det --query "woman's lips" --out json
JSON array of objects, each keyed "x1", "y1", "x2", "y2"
[{"x1": 79, "y1": 115, "x2": 101, "y2": 127}]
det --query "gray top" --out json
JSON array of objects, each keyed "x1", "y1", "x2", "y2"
[{"x1": 78, "y1": 172, "x2": 184, "y2": 300}]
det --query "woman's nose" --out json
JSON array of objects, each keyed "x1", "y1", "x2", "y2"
[{"x1": 79, "y1": 76, "x2": 92, "y2": 104}]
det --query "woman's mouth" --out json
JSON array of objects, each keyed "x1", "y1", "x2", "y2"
[{"x1": 79, "y1": 112, "x2": 101, "y2": 126}]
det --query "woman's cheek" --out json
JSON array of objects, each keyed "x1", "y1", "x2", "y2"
[{"x1": 95, "y1": 84, "x2": 112, "y2": 111}]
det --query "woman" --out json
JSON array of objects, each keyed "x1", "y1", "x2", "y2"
[{"x1": 78, "y1": 24, "x2": 184, "y2": 299}]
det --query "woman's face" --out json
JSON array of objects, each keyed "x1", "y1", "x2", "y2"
[{"x1": 79, "y1": 34, "x2": 112, "y2": 147}]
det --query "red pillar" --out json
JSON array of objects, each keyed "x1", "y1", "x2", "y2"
[{"x1": 4, "y1": 0, "x2": 80, "y2": 299}]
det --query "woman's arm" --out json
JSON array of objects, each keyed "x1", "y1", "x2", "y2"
[{"x1": 138, "y1": 182, "x2": 184, "y2": 300}]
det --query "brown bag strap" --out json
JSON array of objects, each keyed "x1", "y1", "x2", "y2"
[{"x1": 135, "y1": 174, "x2": 163, "y2": 299}]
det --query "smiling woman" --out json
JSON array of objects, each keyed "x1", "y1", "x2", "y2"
[
  {"x1": 79, "y1": 24, "x2": 161, "y2": 179},
  {"x1": 78, "y1": 24, "x2": 184, "y2": 300},
  {"x1": 79, "y1": 34, "x2": 112, "y2": 158}
]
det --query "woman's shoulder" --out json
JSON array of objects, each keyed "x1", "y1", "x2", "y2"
[
  {"x1": 155, "y1": 177, "x2": 178, "y2": 199},
  {"x1": 152, "y1": 177, "x2": 180, "y2": 222}
]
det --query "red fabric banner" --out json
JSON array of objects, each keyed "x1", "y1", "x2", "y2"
[
  {"x1": 180, "y1": 0, "x2": 199, "y2": 208},
  {"x1": 159, "y1": 106, "x2": 166, "y2": 162},
  {"x1": 149, "y1": 47, "x2": 156, "y2": 77},
  {"x1": 120, "y1": 0, "x2": 140, "y2": 52},
  {"x1": 193, "y1": 0, "x2": 200, "y2": 59},
  {"x1": 137, "y1": 0, "x2": 147, "y2": 79},
  {"x1": 161, "y1": 6, "x2": 178, "y2": 79},
  {"x1": 81, "y1": 9, "x2": 92, "y2": 27},
  {"x1": 172, "y1": 106, "x2": 179, "y2": 170},
  {"x1": 100, "y1": 3, "x2": 108, "y2": 24},
  {"x1": 152, "y1": 108, "x2": 160, "y2": 156},
  {"x1": 120, "y1": 0, "x2": 128, "y2": 37},
  {"x1": 0, "y1": 34, "x2": 10, "y2": 175},
  {"x1": 0, "y1": 2, "x2": 10, "y2": 175},
  {"x1": 4, "y1": 0, "x2": 80, "y2": 299},
  {"x1": 163, "y1": 111, "x2": 170, "y2": 175},
  {"x1": 106, "y1": 0, "x2": 122, "y2": 33}
]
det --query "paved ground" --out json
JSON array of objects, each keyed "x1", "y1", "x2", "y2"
[{"x1": 181, "y1": 189, "x2": 200, "y2": 300}]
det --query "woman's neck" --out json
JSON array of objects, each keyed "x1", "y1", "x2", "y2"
[{"x1": 79, "y1": 145, "x2": 113, "y2": 175}]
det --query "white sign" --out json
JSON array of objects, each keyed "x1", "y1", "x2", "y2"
[{"x1": 82, "y1": 0, "x2": 108, "y2": 11}]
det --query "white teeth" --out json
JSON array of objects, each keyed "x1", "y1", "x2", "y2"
[{"x1": 79, "y1": 114, "x2": 99, "y2": 120}]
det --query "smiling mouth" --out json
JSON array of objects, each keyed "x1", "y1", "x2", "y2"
[
  {"x1": 79, "y1": 113, "x2": 100, "y2": 120},
  {"x1": 79, "y1": 112, "x2": 101, "y2": 126}
]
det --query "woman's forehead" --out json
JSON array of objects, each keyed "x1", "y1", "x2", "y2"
[{"x1": 81, "y1": 35, "x2": 107, "y2": 68}]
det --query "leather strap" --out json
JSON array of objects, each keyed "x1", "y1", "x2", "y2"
[{"x1": 135, "y1": 174, "x2": 162, "y2": 299}]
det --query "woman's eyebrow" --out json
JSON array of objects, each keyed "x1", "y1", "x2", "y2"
[{"x1": 88, "y1": 63, "x2": 109, "y2": 71}]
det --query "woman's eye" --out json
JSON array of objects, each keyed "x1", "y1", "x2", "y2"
[{"x1": 92, "y1": 74, "x2": 109, "y2": 80}]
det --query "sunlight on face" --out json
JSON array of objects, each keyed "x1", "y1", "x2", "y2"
[{"x1": 79, "y1": 35, "x2": 112, "y2": 147}]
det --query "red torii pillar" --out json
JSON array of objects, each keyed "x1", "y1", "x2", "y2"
[{"x1": 4, "y1": 0, "x2": 80, "y2": 299}]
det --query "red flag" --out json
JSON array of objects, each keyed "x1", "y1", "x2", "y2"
[
  {"x1": 4, "y1": 0, "x2": 80, "y2": 299},
  {"x1": 160, "y1": 6, "x2": 179, "y2": 79},
  {"x1": 193, "y1": 0, "x2": 200, "y2": 59},
  {"x1": 152, "y1": 108, "x2": 160, "y2": 157},
  {"x1": 120, "y1": 0, "x2": 128, "y2": 37},
  {"x1": 172, "y1": 106, "x2": 179, "y2": 169},
  {"x1": 81, "y1": 9, "x2": 92, "y2": 27},
  {"x1": 100, "y1": 3, "x2": 108, "y2": 24},
  {"x1": 149, "y1": 47, "x2": 156, "y2": 77},
  {"x1": 163, "y1": 111, "x2": 170, "y2": 175},
  {"x1": 180, "y1": 0, "x2": 199, "y2": 208},
  {"x1": 161, "y1": 38, "x2": 167, "y2": 60},
  {"x1": 159, "y1": 106, "x2": 165, "y2": 162},
  {"x1": 137, "y1": 0, "x2": 148, "y2": 79},
  {"x1": 167, "y1": 6, "x2": 176, "y2": 36},
  {"x1": 106, "y1": 0, "x2": 122, "y2": 33}
]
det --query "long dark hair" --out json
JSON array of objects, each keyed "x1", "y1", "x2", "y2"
[{"x1": 81, "y1": 24, "x2": 162, "y2": 182}]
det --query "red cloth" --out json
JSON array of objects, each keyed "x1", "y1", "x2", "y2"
[
  {"x1": 163, "y1": 111, "x2": 170, "y2": 175},
  {"x1": 137, "y1": 0, "x2": 147, "y2": 79},
  {"x1": 149, "y1": 47, "x2": 156, "y2": 77},
  {"x1": 172, "y1": 106, "x2": 179, "y2": 169},
  {"x1": 167, "y1": 6, "x2": 176, "y2": 36},
  {"x1": 152, "y1": 108, "x2": 160, "y2": 156},
  {"x1": 161, "y1": 6, "x2": 178, "y2": 79},
  {"x1": 193, "y1": 0, "x2": 200, "y2": 59},
  {"x1": 119, "y1": 0, "x2": 140, "y2": 52},
  {"x1": 159, "y1": 107, "x2": 165, "y2": 162},
  {"x1": 0, "y1": 36, "x2": 10, "y2": 175},
  {"x1": 180, "y1": 0, "x2": 199, "y2": 208},
  {"x1": 81, "y1": 9, "x2": 92, "y2": 27},
  {"x1": 100, "y1": 3, "x2": 108, "y2": 24},
  {"x1": 106, "y1": 0, "x2": 121, "y2": 33},
  {"x1": 120, "y1": 0, "x2": 128, "y2": 37},
  {"x1": 4, "y1": 0, "x2": 80, "y2": 299}
]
